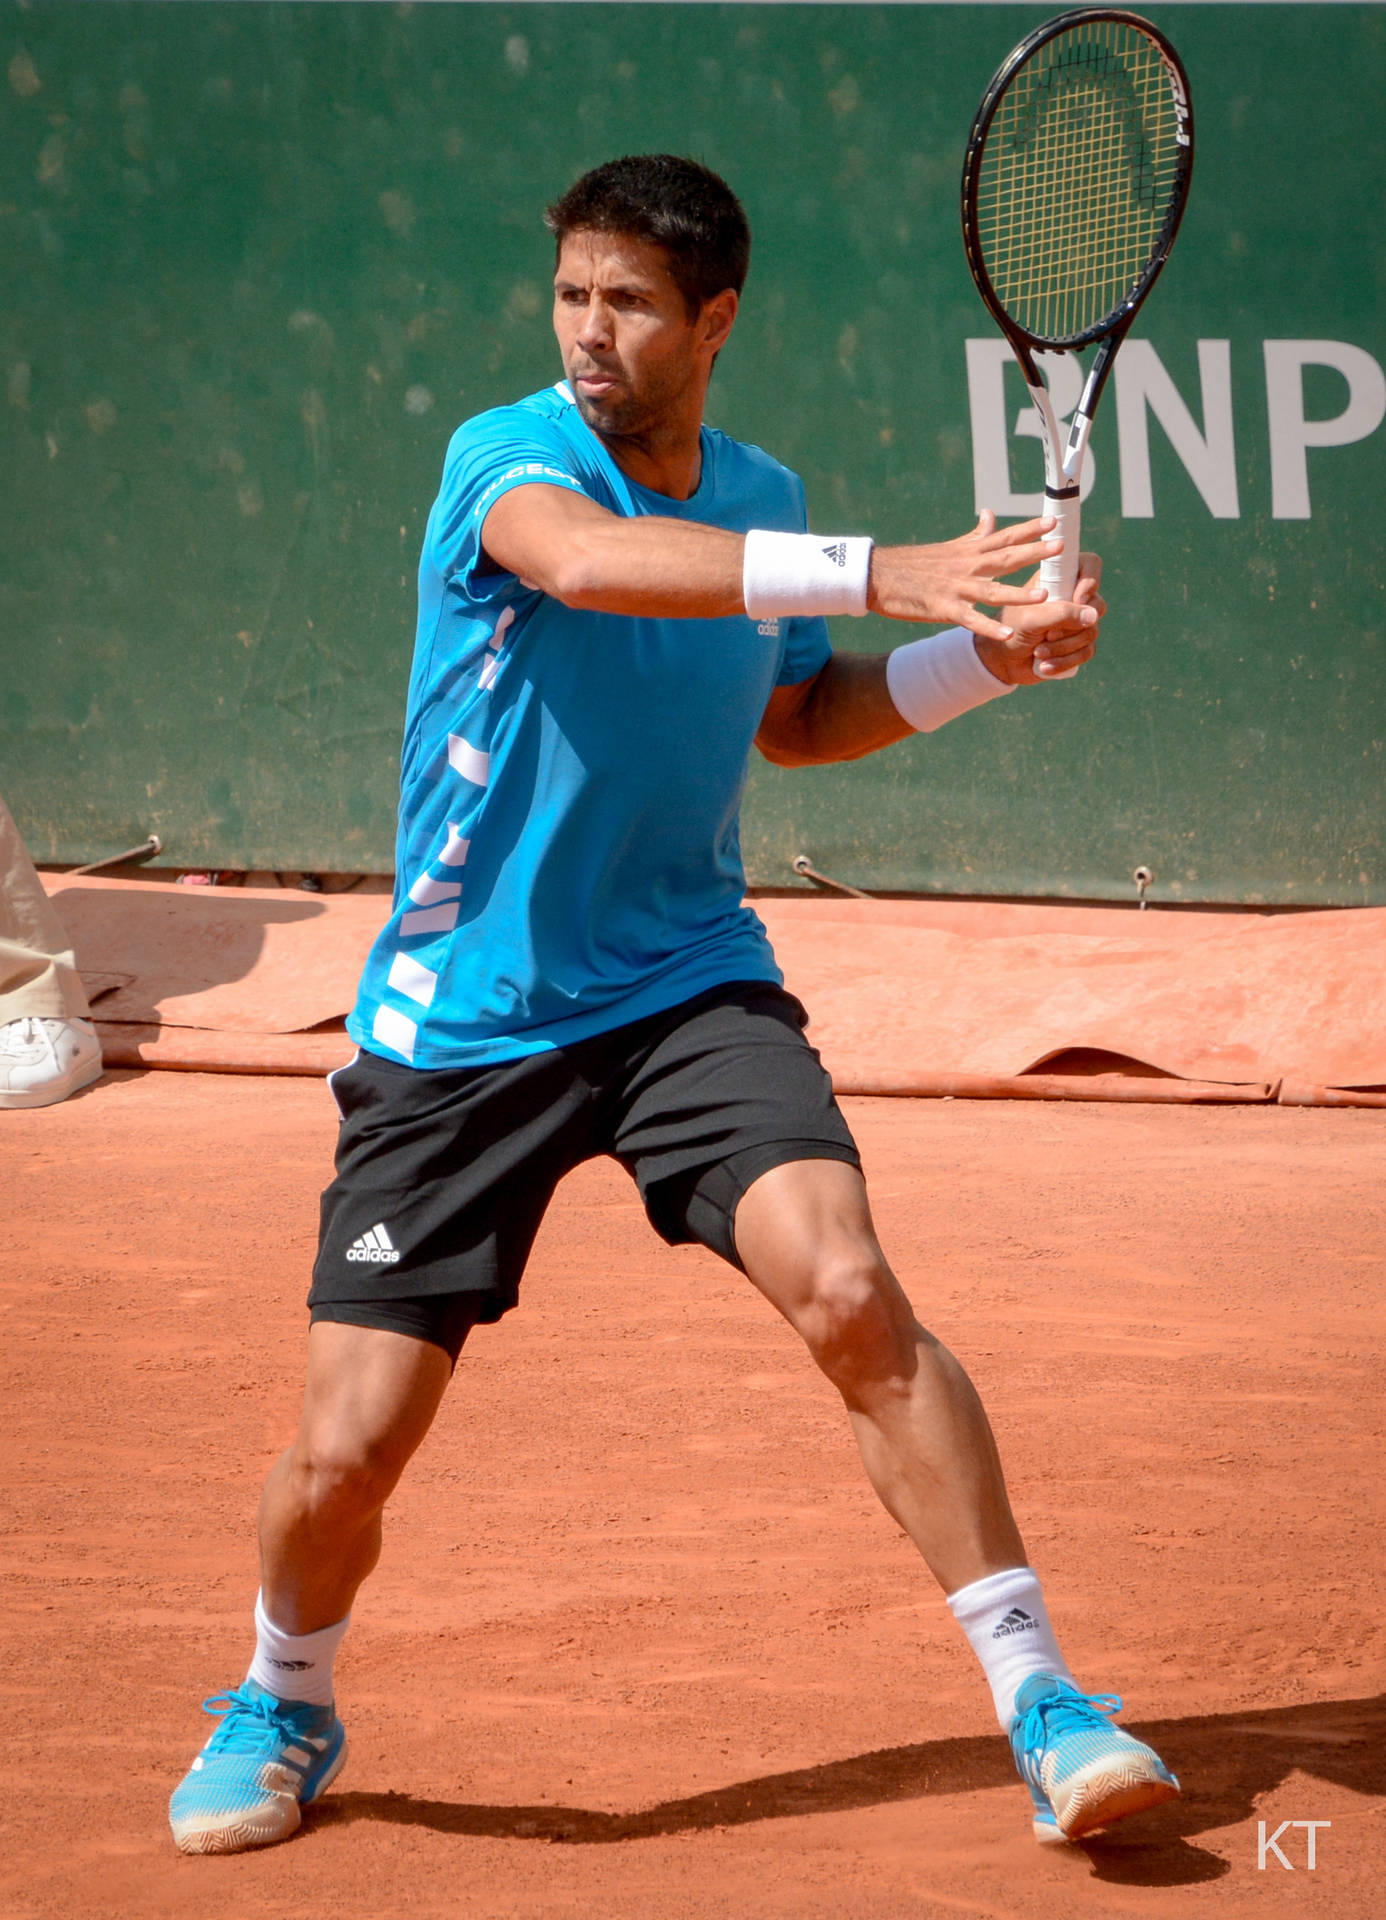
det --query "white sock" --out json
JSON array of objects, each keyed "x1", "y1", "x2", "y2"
[
  {"x1": 245, "y1": 1590, "x2": 350, "y2": 1708},
  {"x1": 946, "y1": 1566, "x2": 1077, "y2": 1729}
]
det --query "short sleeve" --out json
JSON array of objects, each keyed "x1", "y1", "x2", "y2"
[
  {"x1": 772, "y1": 470, "x2": 832, "y2": 686},
  {"x1": 426, "y1": 407, "x2": 594, "y2": 606}
]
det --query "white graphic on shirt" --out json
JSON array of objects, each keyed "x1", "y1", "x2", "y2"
[
  {"x1": 399, "y1": 902, "x2": 460, "y2": 938},
  {"x1": 447, "y1": 735, "x2": 490, "y2": 787},
  {"x1": 408, "y1": 873, "x2": 463, "y2": 907},
  {"x1": 372, "y1": 1005, "x2": 417, "y2": 1061},
  {"x1": 378, "y1": 551, "x2": 520, "y2": 1053},
  {"x1": 386, "y1": 951, "x2": 438, "y2": 1009},
  {"x1": 478, "y1": 605, "x2": 514, "y2": 692},
  {"x1": 438, "y1": 825, "x2": 470, "y2": 867}
]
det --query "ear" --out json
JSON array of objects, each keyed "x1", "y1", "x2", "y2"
[{"x1": 700, "y1": 288, "x2": 739, "y2": 356}]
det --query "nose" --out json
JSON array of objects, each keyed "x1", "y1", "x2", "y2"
[{"x1": 575, "y1": 294, "x2": 614, "y2": 355}]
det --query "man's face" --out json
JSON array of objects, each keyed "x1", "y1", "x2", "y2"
[{"x1": 553, "y1": 229, "x2": 727, "y2": 439}]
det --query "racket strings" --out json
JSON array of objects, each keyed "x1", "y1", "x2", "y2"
[{"x1": 975, "y1": 18, "x2": 1183, "y2": 342}]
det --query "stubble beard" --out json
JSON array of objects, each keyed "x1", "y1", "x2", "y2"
[
  {"x1": 572, "y1": 386, "x2": 642, "y2": 439},
  {"x1": 568, "y1": 353, "x2": 690, "y2": 449}
]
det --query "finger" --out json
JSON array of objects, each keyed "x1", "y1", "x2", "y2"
[
  {"x1": 975, "y1": 512, "x2": 1055, "y2": 550},
  {"x1": 1032, "y1": 627, "x2": 1098, "y2": 671},
  {"x1": 1077, "y1": 550, "x2": 1103, "y2": 586},
  {"x1": 962, "y1": 609, "x2": 1019, "y2": 645},
  {"x1": 974, "y1": 507, "x2": 997, "y2": 536},
  {"x1": 1034, "y1": 626, "x2": 1096, "y2": 662},
  {"x1": 1033, "y1": 641, "x2": 1095, "y2": 678},
  {"x1": 976, "y1": 535, "x2": 1065, "y2": 578},
  {"x1": 1008, "y1": 598, "x2": 1098, "y2": 634},
  {"x1": 1046, "y1": 600, "x2": 1100, "y2": 630},
  {"x1": 983, "y1": 581, "x2": 1052, "y2": 607}
]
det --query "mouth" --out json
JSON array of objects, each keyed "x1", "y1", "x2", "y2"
[{"x1": 572, "y1": 368, "x2": 620, "y2": 398}]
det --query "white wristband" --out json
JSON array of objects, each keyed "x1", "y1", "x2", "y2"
[
  {"x1": 885, "y1": 627, "x2": 1015, "y2": 734},
  {"x1": 743, "y1": 530, "x2": 873, "y2": 619}
]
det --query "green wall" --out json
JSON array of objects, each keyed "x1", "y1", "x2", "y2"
[{"x1": 3, "y1": 3, "x2": 1383, "y2": 902}]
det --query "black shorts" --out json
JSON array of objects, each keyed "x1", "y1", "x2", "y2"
[{"x1": 307, "y1": 981, "x2": 860, "y2": 1363}]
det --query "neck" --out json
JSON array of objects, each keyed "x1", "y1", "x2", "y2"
[
  {"x1": 597, "y1": 422, "x2": 704, "y2": 500},
  {"x1": 579, "y1": 375, "x2": 710, "y2": 500}
]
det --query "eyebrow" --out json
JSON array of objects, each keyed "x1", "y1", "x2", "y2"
[{"x1": 553, "y1": 276, "x2": 653, "y2": 298}]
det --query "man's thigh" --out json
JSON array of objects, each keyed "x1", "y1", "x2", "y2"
[
  {"x1": 307, "y1": 1045, "x2": 599, "y2": 1356},
  {"x1": 609, "y1": 981, "x2": 862, "y2": 1269},
  {"x1": 295, "y1": 1318, "x2": 454, "y2": 1476}
]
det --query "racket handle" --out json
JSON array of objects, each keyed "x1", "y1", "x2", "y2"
[
  {"x1": 1037, "y1": 490, "x2": 1081, "y2": 679},
  {"x1": 1038, "y1": 491, "x2": 1080, "y2": 599}
]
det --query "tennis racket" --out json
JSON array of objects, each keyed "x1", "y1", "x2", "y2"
[{"x1": 961, "y1": 8, "x2": 1194, "y2": 669}]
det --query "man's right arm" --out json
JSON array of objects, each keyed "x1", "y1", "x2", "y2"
[
  {"x1": 480, "y1": 483, "x2": 1065, "y2": 644},
  {"x1": 482, "y1": 483, "x2": 746, "y2": 617}
]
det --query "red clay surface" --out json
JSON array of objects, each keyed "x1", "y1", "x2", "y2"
[{"x1": 3, "y1": 1069, "x2": 1383, "y2": 1919}]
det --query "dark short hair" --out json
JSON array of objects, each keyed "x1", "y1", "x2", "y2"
[{"x1": 545, "y1": 154, "x2": 751, "y2": 317}]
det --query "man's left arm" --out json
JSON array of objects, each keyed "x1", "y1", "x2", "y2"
[{"x1": 756, "y1": 557, "x2": 1104, "y2": 768}]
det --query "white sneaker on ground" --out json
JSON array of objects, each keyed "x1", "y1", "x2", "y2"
[{"x1": 0, "y1": 1016, "x2": 103, "y2": 1109}]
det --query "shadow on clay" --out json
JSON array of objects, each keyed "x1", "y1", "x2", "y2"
[{"x1": 308, "y1": 1689, "x2": 1385, "y2": 1889}]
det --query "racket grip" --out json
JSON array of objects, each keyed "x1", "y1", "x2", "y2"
[
  {"x1": 1038, "y1": 491, "x2": 1080, "y2": 600},
  {"x1": 1037, "y1": 490, "x2": 1081, "y2": 679}
]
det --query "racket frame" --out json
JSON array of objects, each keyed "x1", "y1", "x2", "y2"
[{"x1": 960, "y1": 7, "x2": 1194, "y2": 608}]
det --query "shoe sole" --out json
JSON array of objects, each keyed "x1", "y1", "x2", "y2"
[
  {"x1": 172, "y1": 1736, "x2": 348, "y2": 1855},
  {"x1": 1052, "y1": 1759, "x2": 1179, "y2": 1840}
]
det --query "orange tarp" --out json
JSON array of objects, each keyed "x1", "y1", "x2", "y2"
[{"x1": 46, "y1": 876, "x2": 1386, "y2": 1105}]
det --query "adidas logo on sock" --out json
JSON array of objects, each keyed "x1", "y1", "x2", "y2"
[
  {"x1": 992, "y1": 1607, "x2": 1039, "y2": 1638},
  {"x1": 821, "y1": 541, "x2": 848, "y2": 567},
  {"x1": 346, "y1": 1222, "x2": 401, "y2": 1264}
]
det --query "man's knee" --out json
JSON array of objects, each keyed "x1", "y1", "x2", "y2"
[
  {"x1": 792, "y1": 1251, "x2": 916, "y2": 1387},
  {"x1": 288, "y1": 1423, "x2": 411, "y2": 1527}
]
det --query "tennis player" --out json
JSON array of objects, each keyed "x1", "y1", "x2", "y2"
[{"x1": 170, "y1": 155, "x2": 1178, "y2": 1854}]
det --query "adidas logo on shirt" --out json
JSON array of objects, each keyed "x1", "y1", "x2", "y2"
[
  {"x1": 821, "y1": 541, "x2": 848, "y2": 567},
  {"x1": 992, "y1": 1607, "x2": 1039, "y2": 1639},
  {"x1": 346, "y1": 1223, "x2": 402, "y2": 1265}
]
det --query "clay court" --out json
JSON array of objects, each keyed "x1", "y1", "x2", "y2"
[
  {"x1": 6, "y1": 1063, "x2": 1383, "y2": 1920},
  {"x1": 4, "y1": 4, "x2": 1384, "y2": 1913}
]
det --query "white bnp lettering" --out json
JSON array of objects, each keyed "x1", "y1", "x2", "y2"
[
  {"x1": 1115, "y1": 339, "x2": 1239, "y2": 518},
  {"x1": 965, "y1": 337, "x2": 1386, "y2": 523},
  {"x1": 965, "y1": 339, "x2": 1096, "y2": 516},
  {"x1": 1264, "y1": 340, "x2": 1386, "y2": 518}
]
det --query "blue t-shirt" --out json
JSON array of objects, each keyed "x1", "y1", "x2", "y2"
[{"x1": 349, "y1": 381, "x2": 831, "y2": 1068}]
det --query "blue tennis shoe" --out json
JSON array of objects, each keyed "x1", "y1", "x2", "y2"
[
  {"x1": 1009, "y1": 1674, "x2": 1179, "y2": 1844},
  {"x1": 169, "y1": 1680, "x2": 347, "y2": 1854}
]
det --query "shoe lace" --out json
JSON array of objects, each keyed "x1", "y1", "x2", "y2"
[
  {"x1": 1018, "y1": 1686, "x2": 1124, "y2": 1756},
  {"x1": 0, "y1": 1018, "x2": 39, "y2": 1056},
  {"x1": 200, "y1": 1685, "x2": 304, "y2": 1754}
]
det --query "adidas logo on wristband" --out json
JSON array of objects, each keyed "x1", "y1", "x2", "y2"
[{"x1": 821, "y1": 542, "x2": 848, "y2": 566}]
